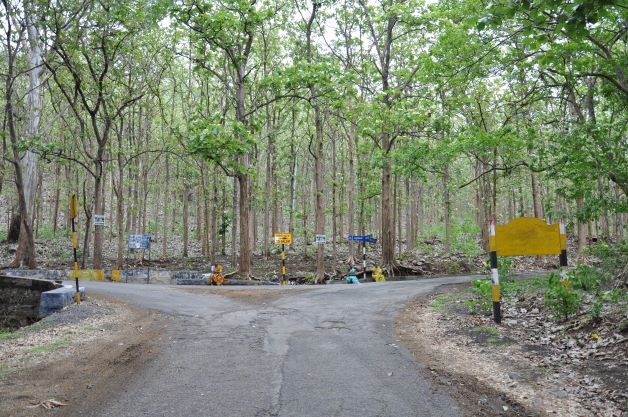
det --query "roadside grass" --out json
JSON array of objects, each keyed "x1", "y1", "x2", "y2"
[
  {"x1": 0, "y1": 366, "x2": 13, "y2": 381},
  {"x1": 431, "y1": 293, "x2": 459, "y2": 315},
  {"x1": 470, "y1": 325, "x2": 499, "y2": 336},
  {"x1": 27, "y1": 339, "x2": 69, "y2": 353},
  {"x1": 0, "y1": 329, "x2": 16, "y2": 341}
]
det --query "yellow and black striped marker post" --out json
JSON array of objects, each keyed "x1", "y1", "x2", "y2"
[
  {"x1": 488, "y1": 219, "x2": 500, "y2": 324},
  {"x1": 559, "y1": 219, "x2": 569, "y2": 288},
  {"x1": 273, "y1": 233, "x2": 292, "y2": 285},
  {"x1": 70, "y1": 194, "x2": 80, "y2": 304},
  {"x1": 281, "y1": 244, "x2": 286, "y2": 285}
]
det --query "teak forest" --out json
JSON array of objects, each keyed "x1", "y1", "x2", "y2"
[{"x1": 1, "y1": 0, "x2": 626, "y2": 281}]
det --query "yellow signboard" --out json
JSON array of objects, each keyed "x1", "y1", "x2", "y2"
[
  {"x1": 273, "y1": 233, "x2": 292, "y2": 245},
  {"x1": 489, "y1": 217, "x2": 564, "y2": 256},
  {"x1": 70, "y1": 194, "x2": 78, "y2": 219}
]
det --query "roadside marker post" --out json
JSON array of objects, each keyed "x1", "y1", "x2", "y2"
[
  {"x1": 128, "y1": 234, "x2": 152, "y2": 284},
  {"x1": 489, "y1": 217, "x2": 569, "y2": 324},
  {"x1": 348, "y1": 235, "x2": 377, "y2": 274},
  {"x1": 273, "y1": 233, "x2": 292, "y2": 285},
  {"x1": 70, "y1": 194, "x2": 80, "y2": 304},
  {"x1": 488, "y1": 220, "x2": 500, "y2": 323}
]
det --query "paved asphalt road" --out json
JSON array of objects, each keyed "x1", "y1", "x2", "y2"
[{"x1": 76, "y1": 276, "x2": 476, "y2": 417}]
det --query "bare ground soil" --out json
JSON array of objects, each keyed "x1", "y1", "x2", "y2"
[
  {"x1": 0, "y1": 296, "x2": 164, "y2": 417},
  {"x1": 397, "y1": 283, "x2": 627, "y2": 417}
]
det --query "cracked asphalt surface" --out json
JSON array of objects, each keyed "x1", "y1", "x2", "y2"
[{"x1": 75, "y1": 276, "x2": 477, "y2": 417}]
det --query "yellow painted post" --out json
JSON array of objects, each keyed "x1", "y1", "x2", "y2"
[
  {"x1": 273, "y1": 233, "x2": 292, "y2": 285},
  {"x1": 70, "y1": 194, "x2": 80, "y2": 304},
  {"x1": 112, "y1": 269, "x2": 121, "y2": 282},
  {"x1": 281, "y1": 244, "x2": 286, "y2": 285}
]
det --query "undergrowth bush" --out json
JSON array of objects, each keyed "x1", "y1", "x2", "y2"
[{"x1": 544, "y1": 272, "x2": 581, "y2": 321}]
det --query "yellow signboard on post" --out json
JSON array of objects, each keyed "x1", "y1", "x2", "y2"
[
  {"x1": 489, "y1": 217, "x2": 564, "y2": 256},
  {"x1": 273, "y1": 233, "x2": 292, "y2": 245},
  {"x1": 488, "y1": 217, "x2": 568, "y2": 325}
]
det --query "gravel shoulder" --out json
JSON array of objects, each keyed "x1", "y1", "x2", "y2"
[
  {"x1": 396, "y1": 282, "x2": 626, "y2": 417},
  {"x1": 0, "y1": 295, "x2": 163, "y2": 417}
]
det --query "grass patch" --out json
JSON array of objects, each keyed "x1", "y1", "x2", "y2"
[
  {"x1": 0, "y1": 366, "x2": 13, "y2": 381},
  {"x1": 0, "y1": 329, "x2": 16, "y2": 341},
  {"x1": 431, "y1": 294, "x2": 450, "y2": 314},
  {"x1": 470, "y1": 325, "x2": 499, "y2": 336},
  {"x1": 27, "y1": 339, "x2": 69, "y2": 353}
]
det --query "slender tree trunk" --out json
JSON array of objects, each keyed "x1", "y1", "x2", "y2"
[
  {"x1": 183, "y1": 181, "x2": 190, "y2": 258},
  {"x1": 443, "y1": 165, "x2": 451, "y2": 253},
  {"x1": 576, "y1": 196, "x2": 587, "y2": 256},
  {"x1": 331, "y1": 130, "x2": 338, "y2": 268},
  {"x1": 231, "y1": 177, "x2": 238, "y2": 268},
  {"x1": 52, "y1": 164, "x2": 61, "y2": 236},
  {"x1": 531, "y1": 173, "x2": 541, "y2": 218},
  {"x1": 211, "y1": 166, "x2": 218, "y2": 263},
  {"x1": 263, "y1": 134, "x2": 272, "y2": 259},
  {"x1": 162, "y1": 155, "x2": 170, "y2": 259}
]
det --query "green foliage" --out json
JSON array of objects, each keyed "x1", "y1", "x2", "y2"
[
  {"x1": 544, "y1": 273, "x2": 581, "y2": 321},
  {"x1": 568, "y1": 264, "x2": 601, "y2": 292},
  {"x1": 421, "y1": 216, "x2": 482, "y2": 255},
  {"x1": 470, "y1": 279, "x2": 493, "y2": 314},
  {"x1": 0, "y1": 330, "x2": 15, "y2": 340},
  {"x1": 303, "y1": 272, "x2": 315, "y2": 283},
  {"x1": 187, "y1": 115, "x2": 257, "y2": 176},
  {"x1": 498, "y1": 257, "x2": 513, "y2": 279},
  {"x1": 588, "y1": 299, "x2": 603, "y2": 322}
]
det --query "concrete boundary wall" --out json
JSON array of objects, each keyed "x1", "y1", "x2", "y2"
[{"x1": 2, "y1": 269, "x2": 207, "y2": 285}]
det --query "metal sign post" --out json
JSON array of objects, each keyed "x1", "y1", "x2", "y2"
[
  {"x1": 128, "y1": 234, "x2": 151, "y2": 284},
  {"x1": 273, "y1": 233, "x2": 292, "y2": 285},
  {"x1": 348, "y1": 235, "x2": 377, "y2": 273},
  {"x1": 70, "y1": 194, "x2": 80, "y2": 304}
]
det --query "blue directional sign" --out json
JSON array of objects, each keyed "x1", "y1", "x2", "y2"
[{"x1": 348, "y1": 235, "x2": 377, "y2": 244}]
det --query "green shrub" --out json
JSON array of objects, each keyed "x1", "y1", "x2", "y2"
[
  {"x1": 588, "y1": 300, "x2": 603, "y2": 322},
  {"x1": 471, "y1": 279, "x2": 493, "y2": 314},
  {"x1": 544, "y1": 273, "x2": 581, "y2": 321},
  {"x1": 569, "y1": 264, "x2": 601, "y2": 292}
]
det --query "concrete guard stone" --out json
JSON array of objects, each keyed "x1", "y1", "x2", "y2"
[{"x1": 39, "y1": 285, "x2": 86, "y2": 317}]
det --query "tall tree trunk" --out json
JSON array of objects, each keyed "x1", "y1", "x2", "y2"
[
  {"x1": 182, "y1": 181, "x2": 190, "y2": 258},
  {"x1": 211, "y1": 166, "x2": 218, "y2": 263},
  {"x1": 302, "y1": 159, "x2": 309, "y2": 258},
  {"x1": 162, "y1": 155, "x2": 170, "y2": 259},
  {"x1": 52, "y1": 164, "x2": 61, "y2": 236},
  {"x1": 263, "y1": 134, "x2": 272, "y2": 259},
  {"x1": 576, "y1": 196, "x2": 587, "y2": 256},
  {"x1": 8, "y1": 6, "x2": 42, "y2": 268},
  {"x1": 443, "y1": 165, "x2": 451, "y2": 253},
  {"x1": 231, "y1": 177, "x2": 238, "y2": 268},
  {"x1": 531, "y1": 173, "x2": 541, "y2": 218},
  {"x1": 238, "y1": 172, "x2": 251, "y2": 276},
  {"x1": 381, "y1": 134, "x2": 395, "y2": 268}
]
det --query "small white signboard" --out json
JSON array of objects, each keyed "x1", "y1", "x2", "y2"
[
  {"x1": 94, "y1": 215, "x2": 106, "y2": 226},
  {"x1": 315, "y1": 234, "x2": 326, "y2": 245}
]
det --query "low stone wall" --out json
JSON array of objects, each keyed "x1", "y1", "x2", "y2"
[
  {"x1": 2, "y1": 269, "x2": 209, "y2": 285},
  {"x1": 0, "y1": 275, "x2": 59, "y2": 329}
]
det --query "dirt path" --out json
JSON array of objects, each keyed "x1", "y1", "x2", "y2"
[
  {"x1": 0, "y1": 295, "x2": 164, "y2": 417},
  {"x1": 396, "y1": 283, "x2": 626, "y2": 417}
]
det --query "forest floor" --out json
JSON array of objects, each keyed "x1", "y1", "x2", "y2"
[
  {"x1": 0, "y1": 296, "x2": 164, "y2": 417},
  {"x1": 398, "y1": 280, "x2": 627, "y2": 417}
]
